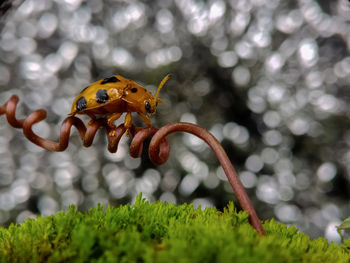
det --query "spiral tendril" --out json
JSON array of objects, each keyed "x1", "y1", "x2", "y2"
[{"x1": 0, "y1": 94, "x2": 265, "y2": 235}]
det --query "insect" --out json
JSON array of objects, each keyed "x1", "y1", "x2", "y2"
[{"x1": 69, "y1": 74, "x2": 170, "y2": 135}]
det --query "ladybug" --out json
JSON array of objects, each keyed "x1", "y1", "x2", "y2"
[{"x1": 69, "y1": 74, "x2": 170, "y2": 134}]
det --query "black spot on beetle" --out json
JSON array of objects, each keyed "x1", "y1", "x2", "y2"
[
  {"x1": 76, "y1": 97, "x2": 87, "y2": 112},
  {"x1": 131, "y1": 88, "x2": 138, "y2": 93},
  {"x1": 96, "y1": 89, "x2": 109, "y2": 104},
  {"x1": 101, "y1": 76, "x2": 120, "y2": 84}
]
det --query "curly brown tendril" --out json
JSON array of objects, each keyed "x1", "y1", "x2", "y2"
[{"x1": 0, "y1": 95, "x2": 266, "y2": 235}]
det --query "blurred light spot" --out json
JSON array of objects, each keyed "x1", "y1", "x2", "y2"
[
  {"x1": 16, "y1": 0, "x2": 34, "y2": 19},
  {"x1": 315, "y1": 94, "x2": 339, "y2": 113},
  {"x1": 180, "y1": 112, "x2": 197, "y2": 124},
  {"x1": 265, "y1": 52, "x2": 285, "y2": 72},
  {"x1": 247, "y1": 94, "x2": 266, "y2": 113},
  {"x1": 288, "y1": 117, "x2": 310, "y2": 135},
  {"x1": 193, "y1": 79, "x2": 211, "y2": 96},
  {"x1": 43, "y1": 53, "x2": 63, "y2": 73},
  {"x1": 216, "y1": 166, "x2": 227, "y2": 181},
  {"x1": 317, "y1": 162, "x2": 337, "y2": 182},
  {"x1": 62, "y1": 189, "x2": 82, "y2": 207},
  {"x1": 78, "y1": 147, "x2": 98, "y2": 168},
  {"x1": 85, "y1": 189, "x2": 109, "y2": 208},
  {"x1": 203, "y1": 172, "x2": 220, "y2": 189},
  {"x1": 322, "y1": 203, "x2": 339, "y2": 221},
  {"x1": 250, "y1": 31, "x2": 271, "y2": 48},
  {"x1": 209, "y1": 0, "x2": 226, "y2": 22},
  {"x1": 11, "y1": 180, "x2": 30, "y2": 204},
  {"x1": 193, "y1": 198, "x2": 213, "y2": 209},
  {"x1": 112, "y1": 10, "x2": 130, "y2": 32},
  {"x1": 277, "y1": 170, "x2": 295, "y2": 186},
  {"x1": 32, "y1": 121, "x2": 51, "y2": 138},
  {"x1": 183, "y1": 133, "x2": 206, "y2": 152},
  {"x1": 245, "y1": 155, "x2": 263, "y2": 172},
  {"x1": 17, "y1": 37, "x2": 37, "y2": 55},
  {"x1": 0, "y1": 192, "x2": 16, "y2": 211},
  {"x1": 54, "y1": 169, "x2": 73, "y2": 188},
  {"x1": 263, "y1": 130, "x2": 282, "y2": 146},
  {"x1": 30, "y1": 172, "x2": 51, "y2": 190},
  {"x1": 51, "y1": 98, "x2": 70, "y2": 116},
  {"x1": 160, "y1": 192, "x2": 177, "y2": 204},
  {"x1": 325, "y1": 222, "x2": 341, "y2": 243},
  {"x1": 38, "y1": 195, "x2": 58, "y2": 216},
  {"x1": 179, "y1": 174, "x2": 199, "y2": 196},
  {"x1": 274, "y1": 158, "x2": 293, "y2": 173},
  {"x1": 298, "y1": 39, "x2": 318, "y2": 67},
  {"x1": 278, "y1": 186, "x2": 294, "y2": 201},
  {"x1": 218, "y1": 51, "x2": 237, "y2": 68},
  {"x1": 267, "y1": 85, "x2": 285, "y2": 103},
  {"x1": 230, "y1": 13, "x2": 250, "y2": 36},
  {"x1": 239, "y1": 171, "x2": 257, "y2": 188},
  {"x1": 235, "y1": 41, "x2": 254, "y2": 59},
  {"x1": 232, "y1": 66, "x2": 250, "y2": 86},
  {"x1": 107, "y1": 169, "x2": 134, "y2": 199},
  {"x1": 104, "y1": 140, "x2": 127, "y2": 162},
  {"x1": 0, "y1": 211, "x2": 9, "y2": 224},
  {"x1": 124, "y1": 155, "x2": 141, "y2": 170},
  {"x1": 136, "y1": 169, "x2": 161, "y2": 194},
  {"x1": 20, "y1": 54, "x2": 42, "y2": 80},
  {"x1": 16, "y1": 210, "x2": 36, "y2": 224},
  {"x1": 256, "y1": 176, "x2": 279, "y2": 204},
  {"x1": 276, "y1": 10, "x2": 303, "y2": 34},
  {"x1": 188, "y1": 15, "x2": 209, "y2": 36},
  {"x1": 323, "y1": 68, "x2": 337, "y2": 85},
  {"x1": 18, "y1": 20, "x2": 37, "y2": 38},
  {"x1": 82, "y1": 175, "x2": 99, "y2": 193},
  {"x1": 223, "y1": 122, "x2": 249, "y2": 145},
  {"x1": 58, "y1": 41, "x2": 79, "y2": 68},
  {"x1": 126, "y1": 3, "x2": 145, "y2": 23},
  {"x1": 37, "y1": 13, "x2": 58, "y2": 38},
  {"x1": 274, "y1": 204, "x2": 301, "y2": 222},
  {"x1": 92, "y1": 43, "x2": 110, "y2": 60},
  {"x1": 211, "y1": 37, "x2": 229, "y2": 54},
  {"x1": 261, "y1": 148, "x2": 279, "y2": 165},
  {"x1": 210, "y1": 123, "x2": 224, "y2": 142},
  {"x1": 180, "y1": 152, "x2": 200, "y2": 173},
  {"x1": 161, "y1": 169, "x2": 180, "y2": 192},
  {"x1": 145, "y1": 46, "x2": 182, "y2": 68},
  {"x1": 295, "y1": 172, "x2": 311, "y2": 190},
  {"x1": 112, "y1": 48, "x2": 134, "y2": 68},
  {"x1": 263, "y1": 111, "x2": 281, "y2": 128},
  {"x1": 156, "y1": 9, "x2": 174, "y2": 33},
  {"x1": 305, "y1": 71, "x2": 323, "y2": 89},
  {"x1": 0, "y1": 65, "x2": 10, "y2": 85}
]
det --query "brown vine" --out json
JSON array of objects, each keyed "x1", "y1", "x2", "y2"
[{"x1": 0, "y1": 95, "x2": 266, "y2": 235}]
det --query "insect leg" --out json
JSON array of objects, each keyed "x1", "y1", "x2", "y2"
[
  {"x1": 87, "y1": 112, "x2": 97, "y2": 126},
  {"x1": 124, "y1": 112, "x2": 132, "y2": 129},
  {"x1": 107, "y1": 112, "x2": 123, "y2": 127},
  {"x1": 124, "y1": 112, "x2": 133, "y2": 136},
  {"x1": 106, "y1": 113, "x2": 122, "y2": 136},
  {"x1": 137, "y1": 112, "x2": 151, "y2": 126}
]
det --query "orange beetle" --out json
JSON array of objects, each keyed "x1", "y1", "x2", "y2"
[{"x1": 69, "y1": 74, "x2": 170, "y2": 134}]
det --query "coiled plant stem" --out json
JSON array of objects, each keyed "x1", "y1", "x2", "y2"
[{"x1": 1, "y1": 95, "x2": 266, "y2": 235}]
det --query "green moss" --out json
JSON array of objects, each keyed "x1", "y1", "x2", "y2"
[{"x1": 0, "y1": 195, "x2": 348, "y2": 263}]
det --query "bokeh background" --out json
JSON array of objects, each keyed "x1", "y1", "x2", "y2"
[{"x1": 0, "y1": 0, "x2": 349, "y2": 242}]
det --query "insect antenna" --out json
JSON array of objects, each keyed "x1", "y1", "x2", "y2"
[{"x1": 154, "y1": 74, "x2": 171, "y2": 103}]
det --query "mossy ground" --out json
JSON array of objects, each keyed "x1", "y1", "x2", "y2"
[{"x1": 0, "y1": 195, "x2": 349, "y2": 263}]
